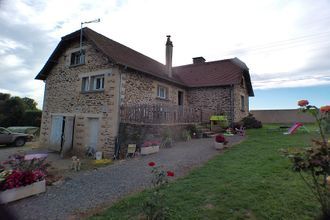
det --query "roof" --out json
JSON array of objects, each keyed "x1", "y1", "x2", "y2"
[
  {"x1": 36, "y1": 28, "x2": 254, "y2": 96},
  {"x1": 173, "y1": 58, "x2": 254, "y2": 96}
]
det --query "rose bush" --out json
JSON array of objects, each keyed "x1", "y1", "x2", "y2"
[
  {"x1": 144, "y1": 162, "x2": 174, "y2": 220},
  {"x1": 282, "y1": 100, "x2": 330, "y2": 219}
]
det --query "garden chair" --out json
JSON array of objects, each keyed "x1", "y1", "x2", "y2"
[
  {"x1": 126, "y1": 144, "x2": 137, "y2": 158},
  {"x1": 235, "y1": 126, "x2": 245, "y2": 136}
]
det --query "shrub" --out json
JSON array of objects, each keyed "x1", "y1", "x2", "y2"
[{"x1": 240, "y1": 113, "x2": 262, "y2": 129}]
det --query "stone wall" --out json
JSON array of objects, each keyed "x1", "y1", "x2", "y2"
[
  {"x1": 40, "y1": 40, "x2": 120, "y2": 158},
  {"x1": 186, "y1": 86, "x2": 233, "y2": 120},
  {"x1": 250, "y1": 109, "x2": 316, "y2": 124},
  {"x1": 120, "y1": 70, "x2": 187, "y2": 106},
  {"x1": 233, "y1": 82, "x2": 250, "y2": 122}
]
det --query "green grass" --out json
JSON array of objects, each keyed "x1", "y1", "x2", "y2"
[{"x1": 90, "y1": 126, "x2": 320, "y2": 220}]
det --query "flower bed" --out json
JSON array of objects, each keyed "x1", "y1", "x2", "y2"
[
  {"x1": 0, "y1": 154, "x2": 49, "y2": 203},
  {"x1": 141, "y1": 140, "x2": 160, "y2": 155}
]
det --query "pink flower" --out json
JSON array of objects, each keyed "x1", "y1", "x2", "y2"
[
  {"x1": 167, "y1": 171, "x2": 174, "y2": 177},
  {"x1": 298, "y1": 100, "x2": 309, "y2": 107},
  {"x1": 148, "y1": 162, "x2": 156, "y2": 167}
]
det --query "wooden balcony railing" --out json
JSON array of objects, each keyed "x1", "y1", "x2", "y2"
[{"x1": 120, "y1": 104, "x2": 213, "y2": 125}]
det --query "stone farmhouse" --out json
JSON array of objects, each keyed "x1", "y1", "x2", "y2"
[{"x1": 35, "y1": 28, "x2": 254, "y2": 158}]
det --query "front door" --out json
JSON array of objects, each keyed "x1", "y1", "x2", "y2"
[{"x1": 88, "y1": 118, "x2": 99, "y2": 150}]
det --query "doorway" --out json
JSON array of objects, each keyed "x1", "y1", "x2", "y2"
[
  {"x1": 88, "y1": 118, "x2": 99, "y2": 151},
  {"x1": 178, "y1": 91, "x2": 183, "y2": 106},
  {"x1": 49, "y1": 115, "x2": 75, "y2": 154}
]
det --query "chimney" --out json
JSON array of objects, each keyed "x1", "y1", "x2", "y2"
[
  {"x1": 165, "y1": 35, "x2": 173, "y2": 77},
  {"x1": 193, "y1": 57, "x2": 206, "y2": 64}
]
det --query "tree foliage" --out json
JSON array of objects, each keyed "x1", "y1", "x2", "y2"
[{"x1": 0, "y1": 93, "x2": 41, "y2": 127}]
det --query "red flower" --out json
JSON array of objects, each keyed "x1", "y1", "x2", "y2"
[
  {"x1": 298, "y1": 100, "x2": 309, "y2": 107},
  {"x1": 148, "y1": 162, "x2": 156, "y2": 167},
  {"x1": 320, "y1": 105, "x2": 330, "y2": 113},
  {"x1": 167, "y1": 171, "x2": 174, "y2": 177},
  {"x1": 215, "y1": 134, "x2": 226, "y2": 143}
]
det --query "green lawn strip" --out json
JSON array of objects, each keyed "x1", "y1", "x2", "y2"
[{"x1": 90, "y1": 127, "x2": 319, "y2": 220}]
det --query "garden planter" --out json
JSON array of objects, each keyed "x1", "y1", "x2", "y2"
[
  {"x1": 141, "y1": 145, "x2": 159, "y2": 155},
  {"x1": 0, "y1": 180, "x2": 46, "y2": 204},
  {"x1": 214, "y1": 142, "x2": 224, "y2": 150}
]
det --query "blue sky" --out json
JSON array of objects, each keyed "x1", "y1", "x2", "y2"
[
  {"x1": 0, "y1": 0, "x2": 329, "y2": 109},
  {"x1": 251, "y1": 85, "x2": 330, "y2": 110}
]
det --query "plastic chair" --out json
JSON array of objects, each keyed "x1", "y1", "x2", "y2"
[{"x1": 126, "y1": 144, "x2": 137, "y2": 158}]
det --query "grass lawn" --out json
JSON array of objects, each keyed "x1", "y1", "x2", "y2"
[{"x1": 90, "y1": 125, "x2": 321, "y2": 219}]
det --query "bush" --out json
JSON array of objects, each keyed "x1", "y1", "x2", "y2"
[
  {"x1": 21, "y1": 110, "x2": 42, "y2": 127},
  {"x1": 240, "y1": 113, "x2": 262, "y2": 129}
]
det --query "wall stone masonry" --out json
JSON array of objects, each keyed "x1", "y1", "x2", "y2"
[
  {"x1": 40, "y1": 40, "x2": 119, "y2": 158},
  {"x1": 187, "y1": 86, "x2": 233, "y2": 120}
]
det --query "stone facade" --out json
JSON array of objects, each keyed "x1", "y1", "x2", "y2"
[
  {"x1": 39, "y1": 39, "x2": 251, "y2": 159},
  {"x1": 40, "y1": 40, "x2": 120, "y2": 158},
  {"x1": 120, "y1": 70, "x2": 187, "y2": 106},
  {"x1": 187, "y1": 86, "x2": 233, "y2": 121}
]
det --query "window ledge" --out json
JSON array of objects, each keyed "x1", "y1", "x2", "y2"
[
  {"x1": 156, "y1": 97, "x2": 170, "y2": 101},
  {"x1": 80, "y1": 90, "x2": 104, "y2": 94},
  {"x1": 69, "y1": 63, "x2": 85, "y2": 68}
]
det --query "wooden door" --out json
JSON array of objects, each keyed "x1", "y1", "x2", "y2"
[
  {"x1": 61, "y1": 116, "x2": 75, "y2": 156},
  {"x1": 88, "y1": 118, "x2": 99, "y2": 150},
  {"x1": 49, "y1": 115, "x2": 64, "y2": 151}
]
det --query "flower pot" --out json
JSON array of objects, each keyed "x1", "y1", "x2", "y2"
[
  {"x1": 214, "y1": 142, "x2": 224, "y2": 150},
  {"x1": 141, "y1": 145, "x2": 159, "y2": 155},
  {"x1": 0, "y1": 180, "x2": 46, "y2": 204}
]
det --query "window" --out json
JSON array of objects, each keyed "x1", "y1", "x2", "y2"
[
  {"x1": 81, "y1": 74, "x2": 105, "y2": 92},
  {"x1": 157, "y1": 85, "x2": 168, "y2": 99},
  {"x1": 241, "y1": 95, "x2": 245, "y2": 111},
  {"x1": 70, "y1": 50, "x2": 85, "y2": 66},
  {"x1": 92, "y1": 75, "x2": 104, "y2": 90}
]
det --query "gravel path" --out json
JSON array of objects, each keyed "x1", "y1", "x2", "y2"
[{"x1": 3, "y1": 136, "x2": 244, "y2": 220}]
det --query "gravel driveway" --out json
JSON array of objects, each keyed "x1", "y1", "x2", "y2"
[{"x1": 2, "y1": 136, "x2": 244, "y2": 220}]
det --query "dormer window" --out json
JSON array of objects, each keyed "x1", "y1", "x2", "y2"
[{"x1": 70, "y1": 50, "x2": 85, "y2": 66}]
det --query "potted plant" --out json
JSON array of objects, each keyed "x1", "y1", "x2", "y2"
[
  {"x1": 0, "y1": 154, "x2": 48, "y2": 204},
  {"x1": 141, "y1": 140, "x2": 161, "y2": 155},
  {"x1": 214, "y1": 134, "x2": 228, "y2": 150}
]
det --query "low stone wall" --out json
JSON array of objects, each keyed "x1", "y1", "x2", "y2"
[
  {"x1": 250, "y1": 109, "x2": 316, "y2": 124},
  {"x1": 118, "y1": 123, "x2": 191, "y2": 157}
]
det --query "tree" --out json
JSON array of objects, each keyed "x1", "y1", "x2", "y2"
[
  {"x1": 0, "y1": 93, "x2": 41, "y2": 127},
  {"x1": 22, "y1": 97, "x2": 38, "y2": 110}
]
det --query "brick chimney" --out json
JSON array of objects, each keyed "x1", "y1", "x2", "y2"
[
  {"x1": 193, "y1": 57, "x2": 205, "y2": 64},
  {"x1": 165, "y1": 35, "x2": 173, "y2": 77}
]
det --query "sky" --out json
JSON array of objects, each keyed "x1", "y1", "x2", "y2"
[{"x1": 0, "y1": 0, "x2": 329, "y2": 110}]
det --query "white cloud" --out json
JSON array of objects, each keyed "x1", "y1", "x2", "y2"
[{"x1": 0, "y1": 0, "x2": 330, "y2": 109}]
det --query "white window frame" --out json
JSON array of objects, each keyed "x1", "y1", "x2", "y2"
[
  {"x1": 157, "y1": 85, "x2": 168, "y2": 99},
  {"x1": 81, "y1": 74, "x2": 105, "y2": 92},
  {"x1": 70, "y1": 50, "x2": 85, "y2": 66},
  {"x1": 92, "y1": 75, "x2": 105, "y2": 91}
]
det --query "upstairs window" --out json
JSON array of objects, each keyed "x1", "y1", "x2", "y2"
[
  {"x1": 81, "y1": 74, "x2": 105, "y2": 92},
  {"x1": 157, "y1": 85, "x2": 168, "y2": 99},
  {"x1": 70, "y1": 50, "x2": 85, "y2": 66}
]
